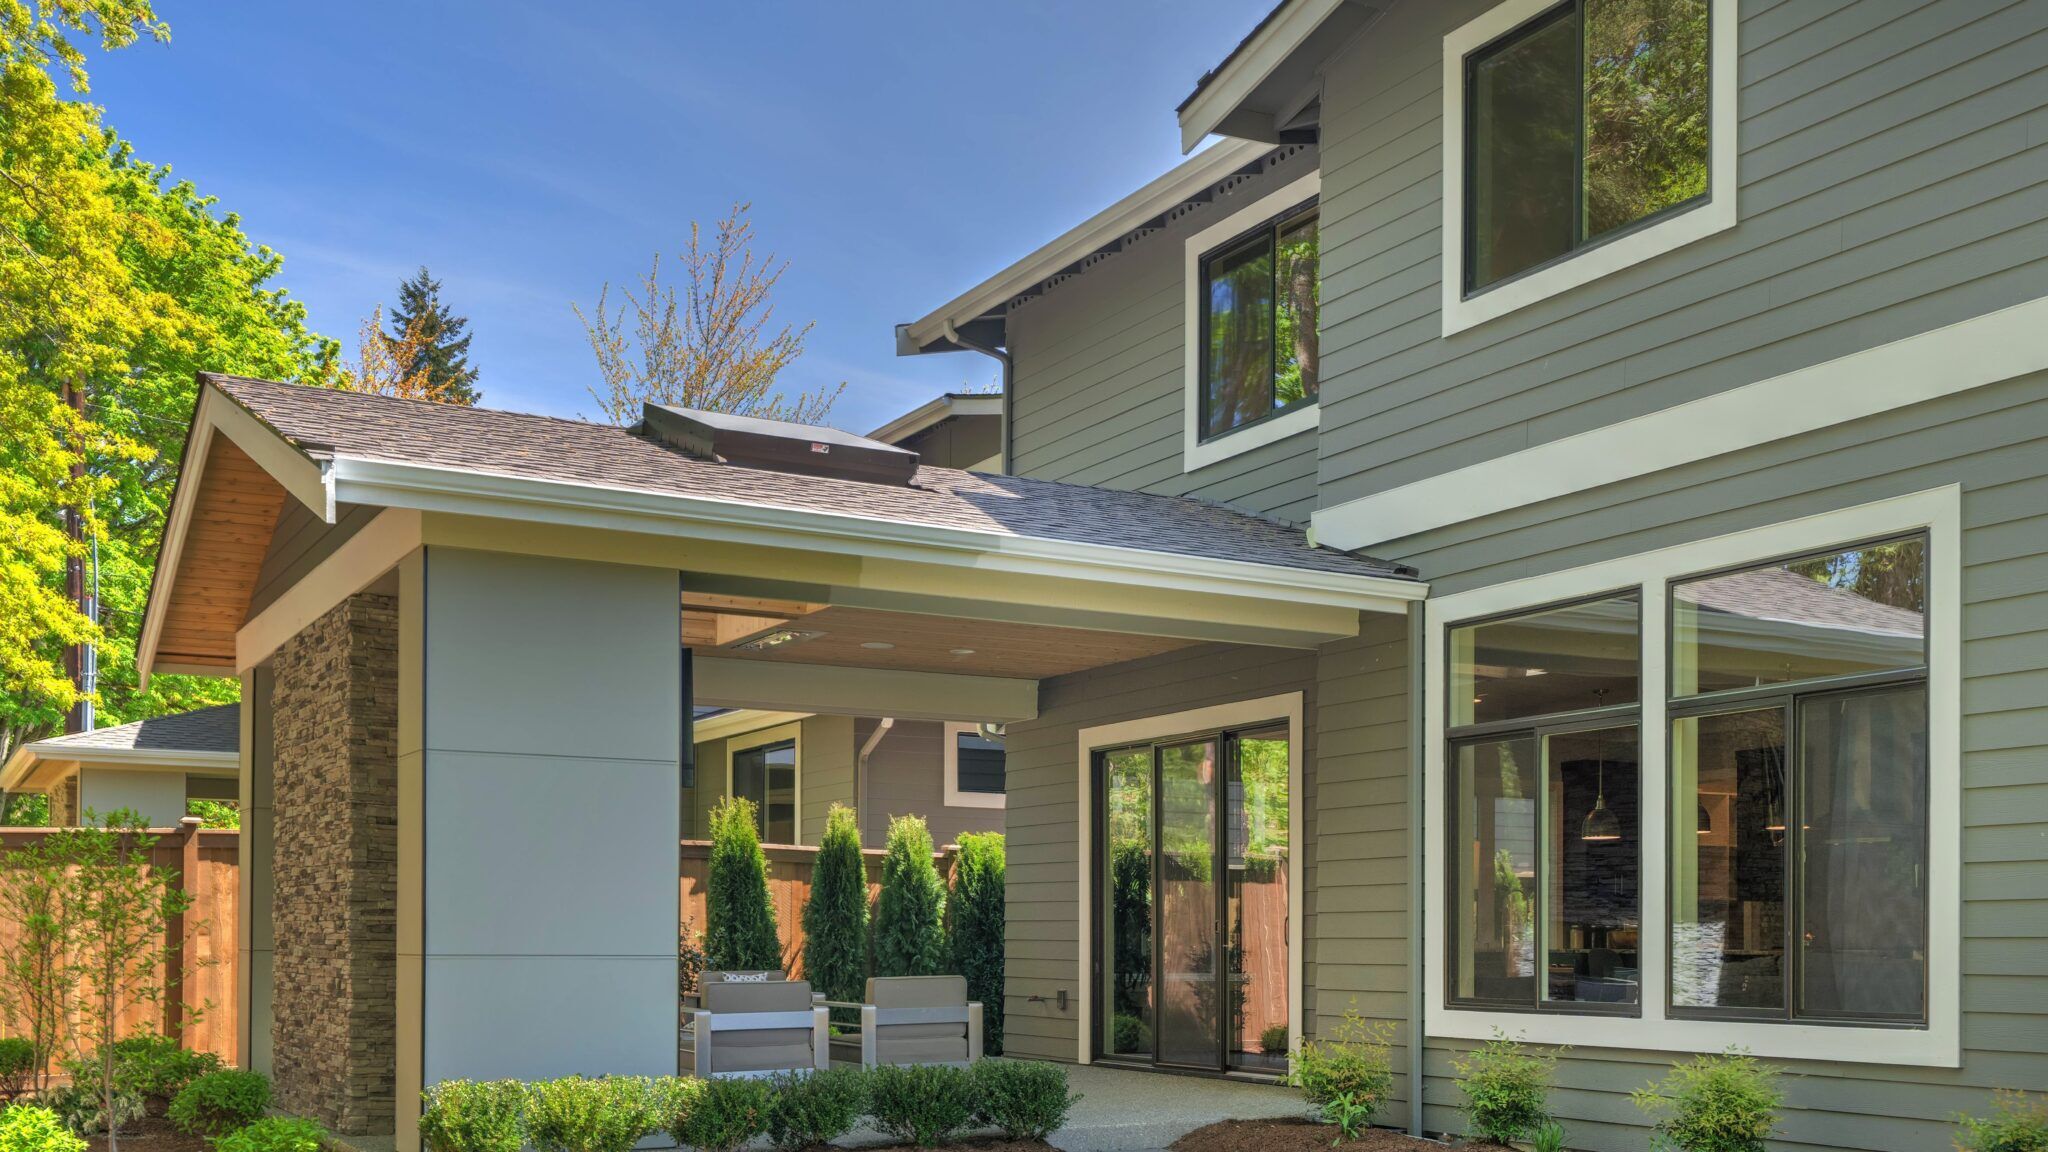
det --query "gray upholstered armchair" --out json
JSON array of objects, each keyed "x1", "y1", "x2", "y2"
[
  {"x1": 681, "y1": 971, "x2": 830, "y2": 1078},
  {"x1": 845, "y1": 975, "x2": 983, "y2": 1068}
]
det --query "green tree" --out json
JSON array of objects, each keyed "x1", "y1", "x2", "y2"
[
  {"x1": 704, "y1": 796, "x2": 781, "y2": 972},
  {"x1": 801, "y1": 804, "x2": 867, "y2": 1007},
  {"x1": 948, "y1": 832, "x2": 1004, "y2": 1055},
  {"x1": 872, "y1": 815, "x2": 948, "y2": 978},
  {"x1": 385, "y1": 267, "x2": 480, "y2": 405}
]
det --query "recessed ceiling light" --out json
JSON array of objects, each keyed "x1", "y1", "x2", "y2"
[
  {"x1": 861, "y1": 641, "x2": 896, "y2": 650},
  {"x1": 949, "y1": 648, "x2": 976, "y2": 656}
]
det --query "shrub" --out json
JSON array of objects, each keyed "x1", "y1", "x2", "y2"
[
  {"x1": 765, "y1": 1067, "x2": 869, "y2": 1151},
  {"x1": 649, "y1": 1077, "x2": 703, "y2": 1147},
  {"x1": 419, "y1": 1079, "x2": 527, "y2": 1152},
  {"x1": 1110, "y1": 1014, "x2": 1150, "y2": 1056},
  {"x1": 169, "y1": 1069, "x2": 272, "y2": 1139},
  {"x1": 803, "y1": 804, "x2": 870, "y2": 1010},
  {"x1": 679, "y1": 922, "x2": 708, "y2": 999},
  {"x1": 704, "y1": 797, "x2": 783, "y2": 972},
  {"x1": 1530, "y1": 1122, "x2": 1569, "y2": 1152},
  {"x1": 215, "y1": 1117, "x2": 327, "y2": 1152},
  {"x1": 1449, "y1": 1032, "x2": 1557, "y2": 1145},
  {"x1": 867, "y1": 1063, "x2": 976, "y2": 1147},
  {"x1": 523, "y1": 1077, "x2": 656, "y2": 1152},
  {"x1": 1290, "y1": 1007, "x2": 1396, "y2": 1129},
  {"x1": 0, "y1": 1037, "x2": 37, "y2": 1099},
  {"x1": 873, "y1": 816, "x2": 948, "y2": 978},
  {"x1": 0, "y1": 1105, "x2": 86, "y2": 1152},
  {"x1": 41, "y1": 1082, "x2": 144, "y2": 1136},
  {"x1": 93, "y1": 1034, "x2": 221, "y2": 1103},
  {"x1": 1631, "y1": 1049, "x2": 1783, "y2": 1152},
  {"x1": 1956, "y1": 1090, "x2": 2048, "y2": 1152},
  {"x1": 972, "y1": 1060, "x2": 1079, "y2": 1141},
  {"x1": 949, "y1": 832, "x2": 1005, "y2": 1056},
  {"x1": 1259, "y1": 1024, "x2": 1290, "y2": 1057},
  {"x1": 673, "y1": 1076, "x2": 769, "y2": 1152}
]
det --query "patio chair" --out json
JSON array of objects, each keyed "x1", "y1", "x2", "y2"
[
  {"x1": 682, "y1": 971, "x2": 829, "y2": 1078},
  {"x1": 839, "y1": 975, "x2": 983, "y2": 1068}
]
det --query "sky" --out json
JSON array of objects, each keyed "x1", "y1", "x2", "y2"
[{"x1": 84, "y1": 1, "x2": 1259, "y2": 434}]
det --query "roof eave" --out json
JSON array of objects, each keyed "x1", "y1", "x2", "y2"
[
  {"x1": 1176, "y1": 0, "x2": 1383, "y2": 152},
  {"x1": 867, "y1": 394, "x2": 1005, "y2": 445}
]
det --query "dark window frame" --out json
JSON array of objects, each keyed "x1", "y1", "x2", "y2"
[
  {"x1": 1460, "y1": 0, "x2": 1715, "y2": 298},
  {"x1": 954, "y1": 729, "x2": 1007, "y2": 796},
  {"x1": 731, "y1": 736, "x2": 798, "y2": 843},
  {"x1": 1195, "y1": 199, "x2": 1320, "y2": 445}
]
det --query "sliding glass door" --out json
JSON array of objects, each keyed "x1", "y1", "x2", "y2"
[{"x1": 1096, "y1": 726, "x2": 1290, "y2": 1073}]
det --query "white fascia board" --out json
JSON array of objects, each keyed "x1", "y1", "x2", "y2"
[
  {"x1": 4, "y1": 745, "x2": 237, "y2": 792},
  {"x1": 327, "y1": 457, "x2": 1425, "y2": 615},
  {"x1": 693, "y1": 657, "x2": 1038, "y2": 723},
  {"x1": 235, "y1": 507, "x2": 423, "y2": 674},
  {"x1": 900, "y1": 138, "x2": 1272, "y2": 349},
  {"x1": 1312, "y1": 291, "x2": 2048, "y2": 552},
  {"x1": 691, "y1": 709, "x2": 814, "y2": 745},
  {"x1": 867, "y1": 395, "x2": 1003, "y2": 445},
  {"x1": 1176, "y1": 0, "x2": 1344, "y2": 152}
]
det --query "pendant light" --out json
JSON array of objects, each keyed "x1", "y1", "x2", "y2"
[
  {"x1": 1581, "y1": 756, "x2": 1622, "y2": 843},
  {"x1": 1697, "y1": 802, "x2": 1712, "y2": 835}
]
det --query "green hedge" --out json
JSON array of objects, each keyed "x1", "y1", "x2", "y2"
[
  {"x1": 803, "y1": 804, "x2": 869, "y2": 1008},
  {"x1": 949, "y1": 832, "x2": 1004, "y2": 1056},
  {"x1": 705, "y1": 796, "x2": 782, "y2": 972},
  {"x1": 873, "y1": 815, "x2": 948, "y2": 977}
]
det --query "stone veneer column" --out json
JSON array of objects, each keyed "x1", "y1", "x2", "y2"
[{"x1": 269, "y1": 593, "x2": 398, "y2": 1135}]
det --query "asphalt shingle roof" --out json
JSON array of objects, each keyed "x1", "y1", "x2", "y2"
[
  {"x1": 1677, "y1": 565, "x2": 1925, "y2": 637},
  {"x1": 204, "y1": 374, "x2": 1415, "y2": 581},
  {"x1": 30, "y1": 704, "x2": 238, "y2": 756}
]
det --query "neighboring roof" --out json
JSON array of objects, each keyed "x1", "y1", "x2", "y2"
[
  {"x1": 896, "y1": 137, "x2": 1276, "y2": 354},
  {"x1": 205, "y1": 373, "x2": 1417, "y2": 582},
  {"x1": 867, "y1": 393, "x2": 1004, "y2": 446},
  {"x1": 1678, "y1": 566, "x2": 1926, "y2": 639},
  {"x1": 3, "y1": 705, "x2": 239, "y2": 791}
]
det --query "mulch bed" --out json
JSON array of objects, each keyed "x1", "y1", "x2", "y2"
[
  {"x1": 83, "y1": 1116, "x2": 208, "y2": 1152},
  {"x1": 1171, "y1": 1118, "x2": 1514, "y2": 1152}
]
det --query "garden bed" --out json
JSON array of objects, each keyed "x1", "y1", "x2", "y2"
[
  {"x1": 1171, "y1": 1118, "x2": 1510, "y2": 1152},
  {"x1": 83, "y1": 1116, "x2": 208, "y2": 1152}
]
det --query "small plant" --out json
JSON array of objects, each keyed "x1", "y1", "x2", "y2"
[
  {"x1": 1956, "y1": 1090, "x2": 2048, "y2": 1152},
  {"x1": 674, "y1": 1076, "x2": 769, "y2": 1152},
  {"x1": 972, "y1": 1060, "x2": 1079, "y2": 1141},
  {"x1": 704, "y1": 796, "x2": 783, "y2": 972},
  {"x1": 0, "y1": 1105, "x2": 86, "y2": 1152},
  {"x1": 169, "y1": 1069, "x2": 272, "y2": 1139},
  {"x1": 873, "y1": 815, "x2": 949, "y2": 977},
  {"x1": 1260, "y1": 1024, "x2": 1290, "y2": 1056},
  {"x1": 766, "y1": 1067, "x2": 869, "y2": 1151},
  {"x1": 950, "y1": 831, "x2": 1006, "y2": 1055},
  {"x1": 419, "y1": 1079, "x2": 528, "y2": 1152},
  {"x1": 84, "y1": 1035, "x2": 221, "y2": 1107},
  {"x1": 1631, "y1": 1049, "x2": 1782, "y2": 1152},
  {"x1": 1323, "y1": 1093, "x2": 1376, "y2": 1145},
  {"x1": 678, "y1": 922, "x2": 708, "y2": 999},
  {"x1": 1530, "y1": 1121, "x2": 1569, "y2": 1152},
  {"x1": 867, "y1": 1063, "x2": 977, "y2": 1147},
  {"x1": 803, "y1": 805, "x2": 870, "y2": 1014},
  {"x1": 215, "y1": 1117, "x2": 327, "y2": 1152},
  {"x1": 0, "y1": 1037, "x2": 38, "y2": 1100},
  {"x1": 522, "y1": 1076, "x2": 656, "y2": 1152},
  {"x1": 1290, "y1": 1007, "x2": 1396, "y2": 1131},
  {"x1": 41, "y1": 1083, "x2": 144, "y2": 1136},
  {"x1": 1449, "y1": 1031, "x2": 1557, "y2": 1146},
  {"x1": 1111, "y1": 1014, "x2": 1149, "y2": 1055}
]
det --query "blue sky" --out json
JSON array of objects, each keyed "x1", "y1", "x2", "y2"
[{"x1": 87, "y1": 1, "x2": 1257, "y2": 433}]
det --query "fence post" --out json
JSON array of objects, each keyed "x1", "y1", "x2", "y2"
[{"x1": 167, "y1": 816, "x2": 204, "y2": 1046}]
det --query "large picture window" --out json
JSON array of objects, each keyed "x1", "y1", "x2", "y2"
[
  {"x1": 1464, "y1": 0, "x2": 1710, "y2": 293},
  {"x1": 1198, "y1": 202, "x2": 1318, "y2": 442}
]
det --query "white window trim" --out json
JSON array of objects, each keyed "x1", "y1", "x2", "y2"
[
  {"x1": 943, "y1": 722, "x2": 1007, "y2": 810},
  {"x1": 1182, "y1": 171, "x2": 1322, "y2": 473},
  {"x1": 1074, "y1": 692, "x2": 1304, "y2": 1066},
  {"x1": 1422, "y1": 487, "x2": 1962, "y2": 1067},
  {"x1": 725, "y1": 720, "x2": 804, "y2": 845},
  {"x1": 1440, "y1": 0, "x2": 1738, "y2": 336}
]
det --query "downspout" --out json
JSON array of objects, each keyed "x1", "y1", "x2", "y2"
[
  {"x1": 858, "y1": 718, "x2": 894, "y2": 838},
  {"x1": 1406, "y1": 602, "x2": 1427, "y2": 1136},
  {"x1": 942, "y1": 320, "x2": 1014, "y2": 475}
]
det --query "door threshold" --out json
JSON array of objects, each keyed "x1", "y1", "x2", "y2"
[{"x1": 1088, "y1": 1058, "x2": 1287, "y2": 1085}]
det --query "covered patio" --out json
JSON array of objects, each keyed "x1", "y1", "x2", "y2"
[{"x1": 138, "y1": 373, "x2": 1423, "y2": 1151}]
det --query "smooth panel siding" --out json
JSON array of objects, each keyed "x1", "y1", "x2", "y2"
[
  {"x1": 1005, "y1": 146, "x2": 1323, "y2": 522},
  {"x1": 250, "y1": 501, "x2": 378, "y2": 617},
  {"x1": 801, "y1": 714, "x2": 855, "y2": 846},
  {"x1": 1000, "y1": 643, "x2": 1318, "y2": 1063},
  {"x1": 1313, "y1": 0, "x2": 2048, "y2": 507},
  {"x1": 1384, "y1": 377, "x2": 2048, "y2": 1150},
  {"x1": 855, "y1": 719, "x2": 1006, "y2": 849}
]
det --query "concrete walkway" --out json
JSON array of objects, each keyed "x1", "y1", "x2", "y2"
[{"x1": 1047, "y1": 1063, "x2": 1309, "y2": 1152}]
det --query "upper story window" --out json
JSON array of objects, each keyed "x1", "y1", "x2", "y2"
[
  {"x1": 945, "y1": 722, "x2": 1007, "y2": 809},
  {"x1": 1442, "y1": 0, "x2": 1733, "y2": 334},
  {"x1": 1200, "y1": 202, "x2": 1319, "y2": 440}
]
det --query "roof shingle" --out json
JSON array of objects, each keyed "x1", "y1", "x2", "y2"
[{"x1": 30, "y1": 704, "x2": 238, "y2": 756}]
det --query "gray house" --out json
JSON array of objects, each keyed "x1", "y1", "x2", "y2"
[{"x1": 135, "y1": 3, "x2": 2041, "y2": 1151}]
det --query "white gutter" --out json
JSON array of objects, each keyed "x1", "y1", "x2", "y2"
[{"x1": 327, "y1": 455, "x2": 1426, "y2": 615}]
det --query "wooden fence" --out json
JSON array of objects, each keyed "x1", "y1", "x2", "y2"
[
  {"x1": 0, "y1": 826, "x2": 239, "y2": 1068},
  {"x1": 679, "y1": 839, "x2": 959, "y2": 978}
]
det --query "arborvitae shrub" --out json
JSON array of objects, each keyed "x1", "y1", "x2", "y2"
[
  {"x1": 872, "y1": 815, "x2": 948, "y2": 977},
  {"x1": 704, "y1": 796, "x2": 782, "y2": 972},
  {"x1": 803, "y1": 804, "x2": 869, "y2": 1007},
  {"x1": 949, "y1": 832, "x2": 1005, "y2": 1055}
]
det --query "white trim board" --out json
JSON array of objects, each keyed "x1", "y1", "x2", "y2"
[
  {"x1": 1312, "y1": 292, "x2": 2048, "y2": 552},
  {"x1": 1420, "y1": 487, "x2": 1962, "y2": 1067},
  {"x1": 1073, "y1": 692, "x2": 1305, "y2": 1067},
  {"x1": 1439, "y1": 0, "x2": 1738, "y2": 336},
  {"x1": 942, "y1": 722, "x2": 1006, "y2": 810},
  {"x1": 1182, "y1": 171, "x2": 1323, "y2": 473}
]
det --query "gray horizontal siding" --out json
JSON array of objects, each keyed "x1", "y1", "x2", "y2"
[
  {"x1": 855, "y1": 718, "x2": 1005, "y2": 849},
  {"x1": 250, "y1": 499, "x2": 377, "y2": 617},
  {"x1": 1005, "y1": 145, "x2": 1323, "y2": 523},
  {"x1": 1313, "y1": 0, "x2": 2048, "y2": 508},
  {"x1": 1383, "y1": 374, "x2": 2048, "y2": 1150}
]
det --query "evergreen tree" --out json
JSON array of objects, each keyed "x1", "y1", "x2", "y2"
[
  {"x1": 703, "y1": 797, "x2": 781, "y2": 972},
  {"x1": 386, "y1": 266, "x2": 481, "y2": 404},
  {"x1": 872, "y1": 815, "x2": 948, "y2": 978},
  {"x1": 802, "y1": 804, "x2": 869, "y2": 1007},
  {"x1": 949, "y1": 832, "x2": 1005, "y2": 1055}
]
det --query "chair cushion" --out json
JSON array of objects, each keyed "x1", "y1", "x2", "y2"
[
  {"x1": 702, "y1": 970, "x2": 784, "y2": 985},
  {"x1": 867, "y1": 975, "x2": 967, "y2": 1009},
  {"x1": 875, "y1": 1033, "x2": 969, "y2": 1065},
  {"x1": 713, "y1": 1039, "x2": 816, "y2": 1073}
]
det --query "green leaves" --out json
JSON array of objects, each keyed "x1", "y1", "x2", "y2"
[
  {"x1": 703, "y1": 796, "x2": 781, "y2": 972},
  {"x1": 949, "y1": 832, "x2": 1004, "y2": 1055},
  {"x1": 1631, "y1": 1049, "x2": 1783, "y2": 1152},
  {"x1": 872, "y1": 815, "x2": 947, "y2": 978},
  {"x1": 802, "y1": 803, "x2": 868, "y2": 1006},
  {"x1": 1450, "y1": 1031, "x2": 1558, "y2": 1146}
]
